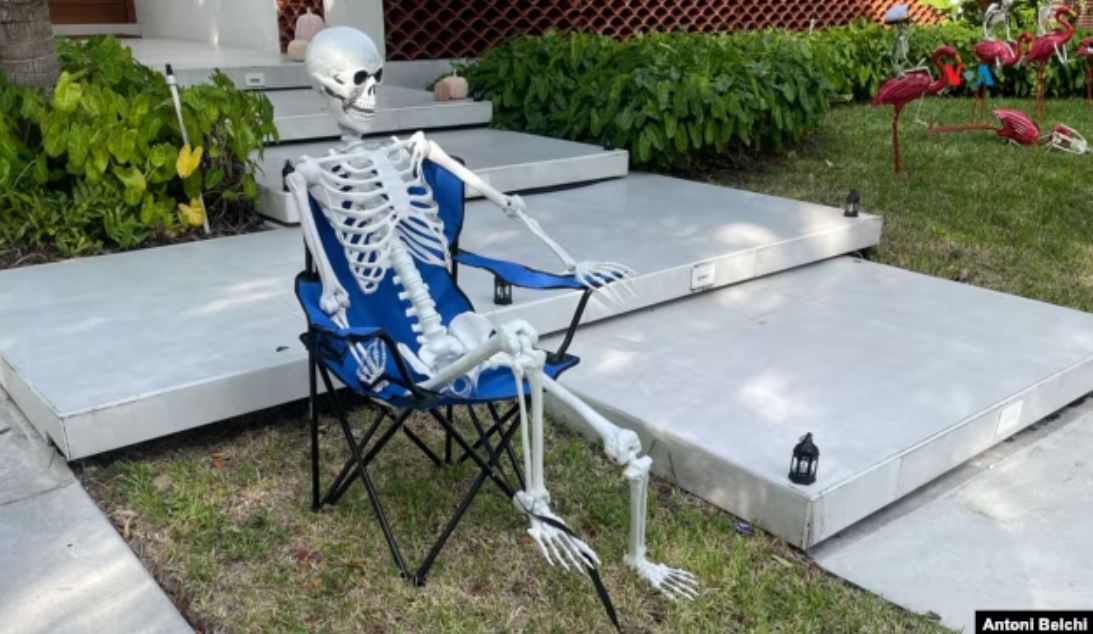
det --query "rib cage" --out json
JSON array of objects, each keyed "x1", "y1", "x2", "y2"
[
  {"x1": 303, "y1": 137, "x2": 452, "y2": 386},
  {"x1": 305, "y1": 137, "x2": 450, "y2": 295}
]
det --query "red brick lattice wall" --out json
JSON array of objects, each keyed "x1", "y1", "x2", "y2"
[
  {"x1": 1078, "y1": 0, "x2": 1093, "y2": 28},
  {"x1": 384, "y1": 0, "x2": 945, "y2": 61},
  {"x1": 277, "y1": 0, "x2": 325, "y2": 52}
]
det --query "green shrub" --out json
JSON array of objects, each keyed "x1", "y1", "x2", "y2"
[
  {"x1": 0, "y1": 37, "x2": 277, "y2": 257},
  {"x1": 810, "y1": 21, "x2": 1091, "y2": 102},
  {"x1": 460, "y1": 31, "x2": 834, "y2": 169},
  {"x1": 460, "y1": 24, "x2": 1092, "y2": 167}
]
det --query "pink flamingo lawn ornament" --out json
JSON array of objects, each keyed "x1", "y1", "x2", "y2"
[
  {"x1": 871, "y1": 45, "x2": 963, "y2": 174},
  {"x1": 972, "y1": 32, "x2": 1032, "y2": 120},
  {"x1": 929, "y1": 108, "x2": 1041, "y2": 145},
  {"x1": 1024, "y1": 6, "x2": 1076, "y2": 118},
  {"x1": 1078, "y1": 38, "x2": 1093, "y2": 107},
  {"x1": 929, "y1": 108, "x2": 1088, "y2": 155}
]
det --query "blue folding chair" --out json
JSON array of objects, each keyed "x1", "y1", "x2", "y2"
[{"x1": 294, "y1": 159, "x2": 618, "y2": 626}]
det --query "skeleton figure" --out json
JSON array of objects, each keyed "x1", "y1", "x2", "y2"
[
  {"x1": 884, "y1": 5, "x2": 925, "y2": 76},
  {"x1": 288, "y1": 27, "x2": 696, "y2": 599},
  {"x1": 984, "y1": 0, "x2": 1015, "y2": 43}
]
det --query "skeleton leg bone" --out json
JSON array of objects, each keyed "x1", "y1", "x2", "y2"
[{"x1": 542, "y1": 376, "x2": 698, "y2": 598}]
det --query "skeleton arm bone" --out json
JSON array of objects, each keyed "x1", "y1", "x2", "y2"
[
  {"x1": 414, "y1": 133, "x2": 578, "y2": 266},
  {"x1": 413, "y1": 133, "x2": 636, "y2": 300},
  {"x1": 287, "y1": 168, "x2": 350, "y2": 318}
]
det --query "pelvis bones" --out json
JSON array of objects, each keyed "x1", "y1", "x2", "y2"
[{"x1": 287, "y1": 27, "x2": 696, "y2": 599}]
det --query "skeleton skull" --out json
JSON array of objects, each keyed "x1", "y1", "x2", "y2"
[{"x1": 305, "y1": 26, "x2": 383, "y2": 134}]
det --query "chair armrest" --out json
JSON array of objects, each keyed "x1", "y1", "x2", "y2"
[{"x1": 454, "y1": 250, "x2": 584, "y2": 291}]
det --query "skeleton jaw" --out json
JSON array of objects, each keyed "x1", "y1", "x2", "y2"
[{"x1": 320, "y1": 85, "x2": 378, "y2": 135}]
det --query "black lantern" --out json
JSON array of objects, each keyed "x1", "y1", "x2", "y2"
[
  {"x1": 493, "y1": 275, "x2": 513, "y2": 305},
  {"x1": 843, "y1": 189, "x2": 860, "y2": 218},
  {"x1": 789, "y1": 432, "x2": 819, "y2": 485}
]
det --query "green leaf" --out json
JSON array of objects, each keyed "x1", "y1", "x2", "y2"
[
  {"x1": 66, "y1": 123, "x2": 90, "y2": 171},
  {"x1": 204, "y1": 166, "x2": 224, "y2": 190},
  {"x1": 107, "y1": 129, "x2": 138, "y2": 164},
  {"x1": 112, "y1": 165, "x2": 146, "y2": 206},
  {"x1": 52, "y1": 72, "x2": 83, "y2": 113},
  {"x1": 42, "y1": 116, "x2": 68, "y2": 158}
]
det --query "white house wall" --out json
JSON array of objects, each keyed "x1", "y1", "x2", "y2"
[
  {"x1": 323, "y1": 0, "x2": 386, "y2": 59},
  {"x1": 133, "y1": 0, "x2": 281, "y2": 52}
]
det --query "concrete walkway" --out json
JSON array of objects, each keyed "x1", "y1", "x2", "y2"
[
  {"x1": 814, "y1": 398, "x2": 1093, "y2": 631},
  {"x1": 0, "y1": 389, "x2": 191, "y2": 634}
]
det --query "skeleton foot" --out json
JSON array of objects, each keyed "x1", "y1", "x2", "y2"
[
  {"x1": 624, "y1": 456, "x2": 699, "y2": 600},
  {"x1": 515, "y1": 492, "x2": 600, "y2": 571},
  {"x1": 627, "y1": 556, "x2": 699, "y2": 601}
]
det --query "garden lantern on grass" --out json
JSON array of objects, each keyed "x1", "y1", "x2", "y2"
[{"x1": 789, "y1": 433, "x2": 819, "y2": 485}]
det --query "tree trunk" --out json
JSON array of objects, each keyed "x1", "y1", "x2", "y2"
[{"x1": 0, "y1": 0, "x2": 59, "y2": 88}]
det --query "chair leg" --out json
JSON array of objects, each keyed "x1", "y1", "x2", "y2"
[
  {"x1": 316, "y1": 365, "x2": 411, "y2": 578},
  {"x1": 308, "y1": 350, "x2": 321, "y2": 512},
  {"x1": 324, "y1": 402, "x2": 411, "y2": 507},
  {"x1": 428, "y1": 409, "x2": 517, "y2": 500},
  {"x1": 458, "y1": 403, "x2": 519, "y2": 463},
  {"x1": 414, "y1": 408, "x2": 524, "y2": 584},
  {"x1": 323, "y1": 406, "x2": 389, "y2": 505},
  {"x1": 402, "y1": 426, "x2": 443, "y2": 466},
  {"x1": 444, "y1": 405, "x2": 453, "y2": 464}
]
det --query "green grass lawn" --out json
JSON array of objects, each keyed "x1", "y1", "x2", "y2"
[
  {"x1": 80, "y1": 405, "x2": 945, "y2": 633},
  {"x1": 78, "y1": 97, "x2": 1091, "y2": 633},
  {"x1": 699, "y1": 98, "x2": 1093, "y2": 312}
]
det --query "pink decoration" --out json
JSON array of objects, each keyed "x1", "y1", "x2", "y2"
[{"x1": 295, "y1": 9, "x2": 325, "y2": 43}]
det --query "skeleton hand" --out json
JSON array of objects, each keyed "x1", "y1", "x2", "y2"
[
  {"x1": 320, "y1": 287, "x2": 350, "y2": 315},
  {"x1": 572, "y1": 261, "x2": 638, "y2": 304},
  {"x1": 516, "y1": 493, "x2": 601, "y2": 572},
  {"x1": 496, "y1": 320, "x2": 540, "y2": 358},
  {"x1": 628, "y1": 557, "x2": 699, "y2": 601}
]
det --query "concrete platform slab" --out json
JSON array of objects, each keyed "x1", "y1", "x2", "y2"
[
  {"x1": 813, "y1": 401, "x2": 1093, "y2": 631},
  {"x1": 125, "y1": 39, "x2": 450, "y2": 91},
  {"x1": 0, "y1": 176, "x2": 877, "y2": 458},
  {"x1": 265, "y1": 87, "x2": 492, "y2": 143},
  {"x1": 258, "y1": 129, "x2": 630, "y2": 223},
  {"x1": 0, "y1": 482, "x2": 191, "y2": 634},
  {"x1": 544, "y1": 258, "x2": 1093, "y2": 548},
  {"x1": 125, "y1": 37, "x2": 306, "y2": 90}
]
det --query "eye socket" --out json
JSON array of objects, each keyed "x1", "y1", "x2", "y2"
[
  {"x1": 373, "y1": 69, "x2": 383, "y2": 84},
  {"x1": 353, "y1": 70, "x2": 370, "y2": 85}
]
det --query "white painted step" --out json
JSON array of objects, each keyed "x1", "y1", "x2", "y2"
[
  {"x1": 544, "y1": 258, "x2": 1093, "y2": 549},
  {"x1": 0, "y1": 176, "x2": 877, "y2": 458},
  {"x1": 258, "y1": 129, "x2": 630, "y2": 223},
  {"x1": 266, "y1": 87, "x2": 492, "y2": 142}
]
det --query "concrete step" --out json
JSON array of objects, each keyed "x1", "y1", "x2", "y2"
[
  {"x1": 545, "y1": 258, "x2": 1093, "y2": 550},
  {"x1": 257, "y1": 129, "x2": 630, "y2": 224},
  {"x1": 266, "y1": 87, "x2": 492, "y2": 142},
  {"x1": 125, "y1": 38, "x2": 452, "y2": 92},
  {"x1": 0, "y1": 175, "x2": 877, "y2": 458}
]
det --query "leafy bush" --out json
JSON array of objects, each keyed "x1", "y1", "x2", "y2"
[
  {"x1": 460, "y1": 24, "x2": 1092, "y2": 168},
  {"x1": 810, "y1": 21, "x2": 1092, "y2": 102},
  {"x1": 460, "y1": 31, "x2": 834, "y2": 169},
  {"x1": 0, "y1": 37, "x2": 277, "y2": 257}
]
